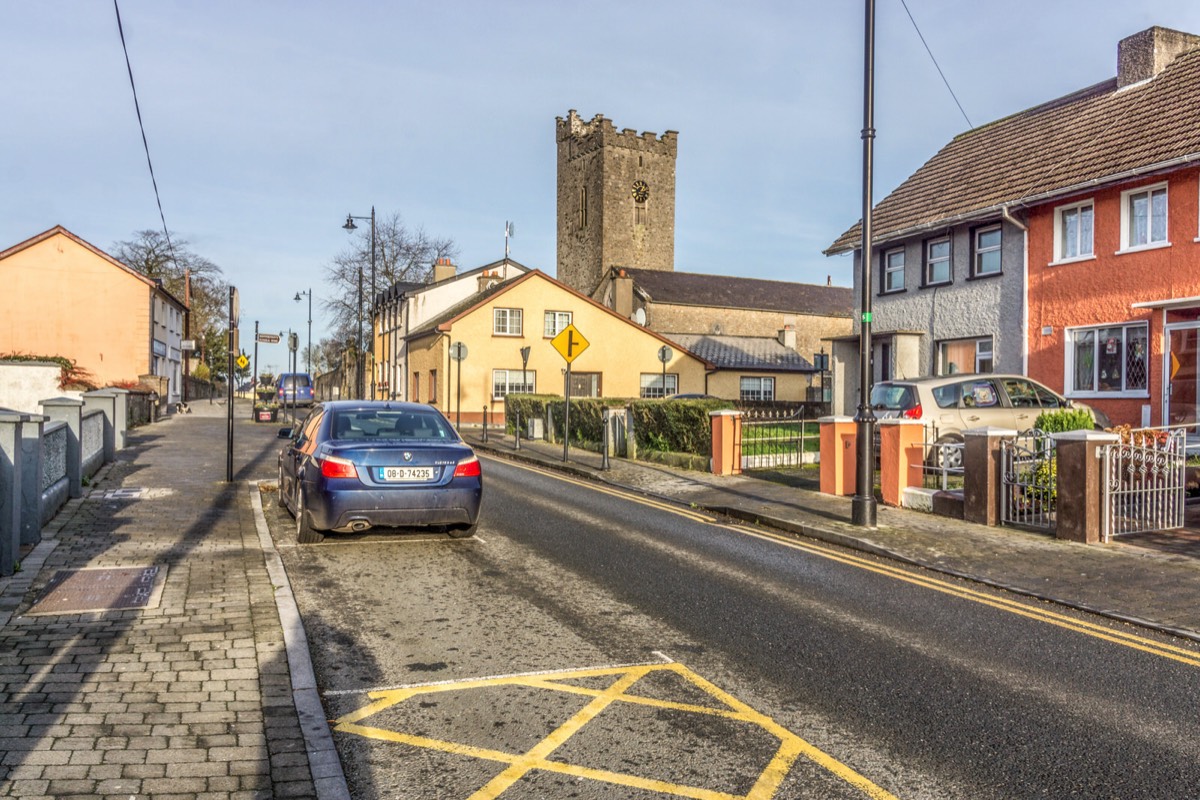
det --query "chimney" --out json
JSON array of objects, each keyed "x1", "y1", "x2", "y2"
[
  {"x1": 1117, "y1": 27, "x2": 1200, "y2": 88},
  {"x1": 432, "y1": 257, "x2": 457, "y2": 283},
  {"x1": 778, "y1": 324, "x2": 797, "y2": 350},
  {"x1": 614, "y1": 268, "x2": 634, "y2": 319},
  {"x1": 477, "y1": 270, "x2": 500, "y2": 292}
]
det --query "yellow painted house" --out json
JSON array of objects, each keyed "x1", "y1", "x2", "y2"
[
  {"x1": 0, "y1": 226, "x2": 188, "y2": 401},
  {"x1": 404, "y1": 270, "x2": 714, "y2": 424}
]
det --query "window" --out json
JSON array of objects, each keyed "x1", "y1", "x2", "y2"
[
  {"x1": 578, "y1": 187, "x2": 588, "y2": 229},
  {"x1": 1054, "y1": 201, "x2": 1094, "y2": 262},
  {"x1": 412, "y1": 371, "x2": 420, "y2": 403},
  {"x1": 924, "y1": 237, "x2": 951, "y2": 285},
  {"x1": 1121, "y1": 184, "x2": 1168, "y2": 250},
  {"x1": 1067, "y1": 323, "x2": 1148, "y2": 394},
  {"x1": 882, "y1": 247, "x2": 904, "y2": 293},
  {"x1": 569, "y1": 372, "x2": 602, "y2": 398},
  {"x1": 973, "y1": 225, "x2": 1002, "y2": 276},
  {"x1": 936, "y1": 337, "x2": 993, "y2": 375},
  {"x1": 740, "y1": 376, "x2": 775, "y2": 402},
  {"x1": 492, "y1": 369, "x2": 536, "y2": 400},
  {"x1": 493, "y1": 308, "x2": 523, "y2": 336},
  {"x1": 544, "y1": 311, "x2": 572, "y2": 337},
  {"x1": 640, "y1": 373, "x2": 678, "y2": 398},
  {"x1": 429, "y1": 369, "x2": 437, "y2": 404}
]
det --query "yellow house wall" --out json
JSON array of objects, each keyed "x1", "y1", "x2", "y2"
[
  {"x1": 410, "y1": 274, "x2": 711, "y2": 423},
  {"x1": 0, "y1": 233, "x2": 152, "y2": 386},
  {"x1": 705, "y1": 370, "x2": 814, "y2": 402}
]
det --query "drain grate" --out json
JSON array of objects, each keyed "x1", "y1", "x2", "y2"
[{"x1": 25, "y1": 566, "x2": 166, "y2": 615}]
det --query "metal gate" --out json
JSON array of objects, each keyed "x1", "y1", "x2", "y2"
[
  {"x1": 1001, "y1": 432, "x2": 1057, "y2": 532},
  {"x1": 740, "y1": 408, "x2": 819, "y2": 470},
  {"x1": 1101, "y1": 429, "x2": 1185, "y2": 541}
]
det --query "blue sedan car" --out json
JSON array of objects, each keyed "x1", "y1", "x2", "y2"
[{"x1": 277, "y1": 401, "x2": 482, "y2": 544}]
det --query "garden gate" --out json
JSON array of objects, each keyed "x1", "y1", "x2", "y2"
[{"x1": 1100, "y1": 429, "x2": 1186, "y2": 541}]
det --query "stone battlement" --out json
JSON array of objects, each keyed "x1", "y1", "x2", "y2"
[{"x1": 556, "y1": 110, "x2": 677, "y2": 155}]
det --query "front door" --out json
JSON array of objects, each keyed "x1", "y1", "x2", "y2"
[{"x1": 1166, "y1": 325, "x2": 1200, "y2": 425}]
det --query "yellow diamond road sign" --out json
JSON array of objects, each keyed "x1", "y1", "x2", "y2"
[
  {"x1": 551, "y1": 324, "x2": 589, "y2": 364},
  {"x1": 236, "y1": 354, "x2": 249, "y2": 370}
]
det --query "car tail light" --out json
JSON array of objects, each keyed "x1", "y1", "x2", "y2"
[
  {"x1": 320, "y1": 455, "x2": 358, "y2": 479},
  {"x1": 901, "y1": 403, "x2": 923, "y2": 420},
  {"x1": 453, "y1": 456, "x2": 481, "y2": 478}
]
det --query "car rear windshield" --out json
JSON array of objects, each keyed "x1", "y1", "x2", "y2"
[
  {"x1": 281, "y1": 375, "x2": 312, "y2": 389},
  {"x1": 330, "y1": 410, "x2": 456, "y2": 441},
  {"x1": 870, "y1": 384, "x2": 917, "y2": 411}
]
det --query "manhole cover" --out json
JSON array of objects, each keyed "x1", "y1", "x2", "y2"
[{"x1": 26, "y1": 566, "x2": 166, "y2": 615}]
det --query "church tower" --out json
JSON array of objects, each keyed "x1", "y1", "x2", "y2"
[{"x1": 556, "y1": 110, "x2": 677, "y2": 295}]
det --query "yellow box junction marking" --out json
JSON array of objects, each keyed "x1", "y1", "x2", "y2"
[{"x1": 333, "y1": 661, "x2": 898, "y2": 800}]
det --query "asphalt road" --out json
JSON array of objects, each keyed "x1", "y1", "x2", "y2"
[{"x1": 264, "y1": 451, "x2": 1200, "y2": 799}]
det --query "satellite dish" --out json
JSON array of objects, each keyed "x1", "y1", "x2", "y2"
[{"x1": 633, "y1": 308, "x2": 646, "y2": 326}]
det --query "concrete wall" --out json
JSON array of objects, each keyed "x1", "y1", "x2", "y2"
[
  {"x1": 0, "y1": 361, "x2": 79, "y2": 415},
  {"x1": 647, "y1": 305, "x2": 851, "y2": 364}
]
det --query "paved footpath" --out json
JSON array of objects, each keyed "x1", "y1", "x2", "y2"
[{"x1": 0, "y1": 402, "x2": 345, "y2": 800}]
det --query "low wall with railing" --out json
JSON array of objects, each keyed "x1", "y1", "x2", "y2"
[{"x1": 0, "y1": 391, "x2": 132, "y2": 576}]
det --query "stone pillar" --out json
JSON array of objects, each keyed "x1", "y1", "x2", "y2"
[
  {"x1": 819, "y1": 416, "x2": 857, "y2": 496},
  {"x1": 0, "y1": 409, "x2": 27, "y2": 576},
  {"x1": 1053, "y1": 430, "x2": 1119, "y2": 544},
  {"x1": 878, "y1": 420, "x2": 924, "y2": 507},
  {"x1": 19, "y1": 414, "x2": 46, "y2": 546},
  {"x1": 709, "y1": 410, "x2": 743, "y2": 476},
  {"x1": 108, "y1": 389, "x2": 129, "y2": 450},
  {"x1": 41, "y1": 397, "x2": 84, "y2": 499},
  {"x1": 83, "y1": 390, "x2": 118, "y2": 461},
  {"x1": 963, "y1": 427, "x2": 1016, "y2": 527}
]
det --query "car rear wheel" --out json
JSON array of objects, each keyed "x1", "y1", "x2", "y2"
[
  {"x1": 295, "y1": 488, "x2": 324, "y2": 545},
  {"x1": 926, "y1": 434, "x2": 964, "y2": 471}
]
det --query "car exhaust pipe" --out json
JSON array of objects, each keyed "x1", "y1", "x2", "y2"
[{"x1": 350, "y1": 520, "x2": 370, "y2": 532}]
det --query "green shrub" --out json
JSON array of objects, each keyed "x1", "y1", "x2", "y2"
[
  {"x1": 1033, "y1": 407, "x2": 1095, "y2": 434},
  {"x1": 629, "y1": 398, "x2": 733, "y2": 455}
]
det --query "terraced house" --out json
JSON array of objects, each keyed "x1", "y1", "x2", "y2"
[{"x1": 825, "y1": 26, "x2": 1200, "y2": 429}]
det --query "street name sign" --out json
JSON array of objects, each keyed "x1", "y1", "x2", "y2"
[{"x1": 257, "y1": 333, "x2": 281, "y2": 344}]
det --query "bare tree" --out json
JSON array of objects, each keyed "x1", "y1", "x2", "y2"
[
  {"x1": 111, "y1": 230, "x2": 229, "y2": 370},
  {"x1": 324, "y1": 212, "x2": 457, "y2": 346}
]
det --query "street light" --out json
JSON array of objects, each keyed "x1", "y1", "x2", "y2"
[
  {"x1": 342, "y1": 207, "x2": 375, "y2": 399},
  {"x1": 294, "y1": 289, "x2": 312, "y2": 373}
]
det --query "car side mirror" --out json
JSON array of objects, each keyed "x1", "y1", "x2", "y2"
[{"x1": 277, "y1": 427, "x2": 293, "y2": 439}]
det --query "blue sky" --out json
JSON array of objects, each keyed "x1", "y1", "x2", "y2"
[{"x1": 5, "y1": 1, "x2": 1200, "y2": 373}]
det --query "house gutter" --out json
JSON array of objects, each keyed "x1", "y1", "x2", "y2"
[{"x1": 826, "y1": 152, "x2": 1200, "y2": 256}]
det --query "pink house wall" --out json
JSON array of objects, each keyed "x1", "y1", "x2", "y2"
[{"x1": 1027, "y1": 168, "x2": 1200, "y2": 426}]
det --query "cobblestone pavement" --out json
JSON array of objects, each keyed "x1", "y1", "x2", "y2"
[{"x1": 0, "y1": 401, "x2": 346, "y2": 800}]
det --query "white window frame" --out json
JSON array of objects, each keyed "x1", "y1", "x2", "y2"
[
  {"x1": 1052, "y1": 200, "x2": 1095, "y2": 264},
  {"x1": 639, "y1": 373, "x2": 678, "y2": 399},
  {"x1": 492, "y1": 369, "x2": 536, "y2": 400},
  {"x1": 973, "y1": 225, "x2": 1002, "y2": 276},
  {"x1": 1064, "y1": 322, "x2": 1149, "y2": 399},
  {"x1": 544, "y1": 310, "x2": 572, "y2": 338},
  {"x1": 739, "y1": 376, "x2": 775, "y2": 402},
  {"x1": 493, "y1": 307, "x2": 523, "y2": 336},
  {"x1": 924, "y1": 237, "x2": 951, "y2": 285},
  {"x1": 882, "y1": 247, "x2": 904, "y2": 293},
  {"x1": 1119, "y1": 182, "x2": 1169, "y2": 253}
]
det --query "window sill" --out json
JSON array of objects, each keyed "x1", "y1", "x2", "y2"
[
  {"x1": 1115, "y1": 241, "x2": 1171, "y2": 256},
  {"x1": 967, "y1": 271, "x2": 1003, "y2": 281},
  {"x1": 879, "y1": 288, "x2": 907, "y2": 297},
  {"x1": 1065, "y1": 391, "x2": 1150, "y2": 400},
  {"x1": 492, "y1": 333, "x2": 524, "y2": 338},
  {"x1": 1048, "y1": 254, "x2": 1097, "y2": 267},
  {"x1": 920, "y1": 280, "x2": 953, "y2": 289}
]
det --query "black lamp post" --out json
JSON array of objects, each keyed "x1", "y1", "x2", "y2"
[
  {"x1": 342, "y1": 208, "x2": 375, "y2": 399},
  {"x1": 853, "y1": 0, "x2": 878, "y2": 528},
  {"x1": 294, "y1": 289, "x2": 311, "y2": 373}
]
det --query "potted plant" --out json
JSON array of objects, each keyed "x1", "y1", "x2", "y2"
[{"x1": 253, "y1": 402, "x2": 279, "y2": 422}]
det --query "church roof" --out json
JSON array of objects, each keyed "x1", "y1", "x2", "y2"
[
  {"x1": 617, "y1": 268, "x2": 852, "y2": 317},
  {"x1": 664, "y1": 333, "x2": 816, "y2": 372}
]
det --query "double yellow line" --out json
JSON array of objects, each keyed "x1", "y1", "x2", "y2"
[{"x1": 488, "y1": 455, "x2": 1200, "y2": 669}]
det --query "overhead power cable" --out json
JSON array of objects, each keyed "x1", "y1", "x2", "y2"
[
  {"x1": 113, "y1": 0, "x2": 179, "y2": 269},
  {"x1": 899, "y1": 0, "x2": 974, "y2": 130}
]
